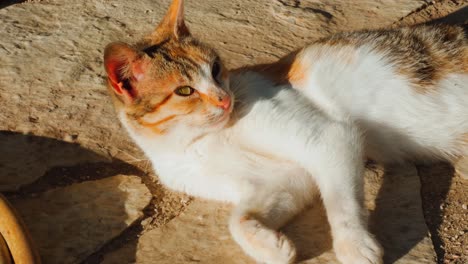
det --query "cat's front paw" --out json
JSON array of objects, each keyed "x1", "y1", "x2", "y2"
[
  {"x1": 333, "y1": 230, "x2": 383, "y2": 264},
  {"x1": 230, "y1": 216, "x2": 296, "y2": 264}
]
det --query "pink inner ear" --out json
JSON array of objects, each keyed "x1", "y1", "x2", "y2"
[
  {"x1": 132, "y1": 62, "x2": 146, "y2": 82},
  {"x1": 105, "y1": 59, "x2": 126, "y2": 95},
  {"x1": 104, "y1": 42, "x2": 148, "y2": 102}
]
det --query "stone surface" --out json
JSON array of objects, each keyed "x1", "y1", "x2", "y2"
[
  {"x1": 0, "y1": 131, "x2": 107, "y2": 191},
  {"x1": 103, "y1": 201, "x2": 251, "y2": 264},
  {"x1": 10, "y1": 175, "x2": 152, "y2": 264},
  {"x1": 103, "y1": 165, "x2": 436, "y2": 263},
  {"x1": 1, "y1": 0, "x2": 466, "y2": 263},
  {"x1": 395, "y1": 0, "x2": 467, "y2": 27}
]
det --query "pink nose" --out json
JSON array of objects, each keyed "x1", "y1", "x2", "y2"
[{"x1": 218, "y1": 96, "x2": 231, "y2": 110}]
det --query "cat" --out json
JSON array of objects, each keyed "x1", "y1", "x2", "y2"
[{"x1": 103, "y1": 0, "x2": 468, "y2": 263}]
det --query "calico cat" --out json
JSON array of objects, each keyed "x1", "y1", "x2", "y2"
[{"x1": 103, "y1": 0, "x2": 468, "y2": 263}]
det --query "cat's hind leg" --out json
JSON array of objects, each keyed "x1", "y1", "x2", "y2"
[
  {"x1": 229, "y1": 185, "x2": 310, "y2": 264},
  {"x1": 291, "y1": 122, "x2": 384, "y2": 264}
]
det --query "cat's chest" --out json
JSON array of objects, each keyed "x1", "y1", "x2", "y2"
[{"x1": 150, "y1": 136, "x2": 299, "y2": 202}]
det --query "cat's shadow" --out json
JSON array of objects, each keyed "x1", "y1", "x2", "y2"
[
  {"x1": 0, "y1": 0, "x2": 23, "y2": 9},
  {"x1": 281, "y1": 161, "x2": 453, "y2": 264},
  {"x1": 428, "y1": 6, "x2": 468, "y2": 28},
  {"x1": 0, "y1": 131, "x2": 146, "y2": 264}
]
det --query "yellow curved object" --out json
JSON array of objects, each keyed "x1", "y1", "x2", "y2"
[
  {"x1": 0, "y1": 233, "x2": 12, "y2": 264},
  {"x1": 0, "y1": 194, "x2": 41, "y2": 264}
]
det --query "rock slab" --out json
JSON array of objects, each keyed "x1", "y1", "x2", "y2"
[{"x1": 11, "y1": 175, "x2": 152, "y2": 264}]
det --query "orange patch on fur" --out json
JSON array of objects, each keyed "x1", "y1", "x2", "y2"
[
  {"x1": 169, "y1": 46, "x2": 191, "y2": 59},
  {"x1": 186, "y1": 48, "x2": 211, "y2": 65},
  {"x1": 287, "y1": 59, "x2": 306, "y2": 86},
  {"x1": 170, "y1": 98, "x2": 199, "y2": 113},
  {"x1": 199, "y1": 92, "x2": 222, "y2": 107},
  {"x1": 137, "y1": 115, "x2": 177, "y2": 135},
  {"x1": 239, "y1": 215, "x2": 251, "y2": 223},
  {"x1": 138, "y1": 115, "x2": 176, "y2": 127},
  {"x1": 149, "y1": 94, "x2": 173, "y2": 113}
]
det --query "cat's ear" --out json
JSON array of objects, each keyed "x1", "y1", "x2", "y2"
[
  {"x1": 104, "y1": 42, "x2": 148, "y2": 104},
  {"x1": 154, "y1": 0, "x2": 190, "y2": 40}
]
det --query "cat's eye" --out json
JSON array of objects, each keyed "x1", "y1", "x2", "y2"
[
  {"x1": 212, "y1": 59, "x2": 221, "y2": 83},
  {"x1": 174, "y1": 86, "x2": 195, "y2": 96}
]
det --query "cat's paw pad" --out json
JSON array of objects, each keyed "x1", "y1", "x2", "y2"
[
  {"x1": 334, "y1": 231, "x2": 383, "y2": 264},
  {"x1": 230, "y1": 217, "x2": 296, "y2": 264}
]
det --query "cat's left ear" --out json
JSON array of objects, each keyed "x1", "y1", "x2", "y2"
[
  {"x1": 154, "y1": 0, "x2": 190, "y2": 40},
  {"x1": 104, "y1": 42, "x2": 149, "y2": 104}
]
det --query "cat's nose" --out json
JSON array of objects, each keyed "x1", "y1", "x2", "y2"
[{"x1": 217, "y1": 96, "x2": 231, "y2": 110}]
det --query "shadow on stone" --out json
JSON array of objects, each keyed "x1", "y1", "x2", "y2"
[
  {"x1": 283, "y1": 201, "x2": 333, "y2": 262},
  {"x1": 0, "y1": 131, "x2": 151, "y2": 264},
  {"x1": 370, "y1": 163, "x2": 442, "y2": 264},
  {"x1": 416, "y1": 163, "x2": 455, "y2": 264},
  {"x1": 427, "y1": 6, "x2": 468, "y2": 26},
  {"x1": 0, "y1": 0, "x2": 24, "y2": 10},
  {"x1": 283, "y1": 163, "x2": 438, "y2": 264},
  {"x1": 0, "y1": 130, "x2": 106, "y2": 192}
]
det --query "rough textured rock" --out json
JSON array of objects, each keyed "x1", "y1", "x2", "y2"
[
  {"x1": 0, "y1": 131, "x2": 107, "y2": 191},
  {"x1": 10, "y1": 175, "x2": 151, "y2": 264},
  {"x1": 1, "y1": 0, "x2": 466, "y2": 263},
  {"x1": 395, "y1": 0, "x2": 467, "y2": 27},
  {"x1": 103, "y1": 165, "x2": 436, "y2": 263},
  {"x1": 103, "y1": 201, "x2": 251, "y2": 264}
]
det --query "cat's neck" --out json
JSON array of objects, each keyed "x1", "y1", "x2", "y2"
[{"x1": 120, "y1": 109, "x2": 235, "y2": 155}]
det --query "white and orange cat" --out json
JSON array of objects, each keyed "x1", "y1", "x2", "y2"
[{"x1": 104, "y1": 0, "x2": 468, "y2": 263}]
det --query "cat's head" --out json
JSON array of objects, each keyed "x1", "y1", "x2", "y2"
[{"x1": 104, "y1": 0, "x2": 233, "y2": 142}]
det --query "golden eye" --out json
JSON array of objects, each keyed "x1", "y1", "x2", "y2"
[{"x1": 174, "y1": 86, "x2": 195, "y2": 96}]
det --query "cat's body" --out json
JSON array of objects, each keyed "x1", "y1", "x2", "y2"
[
  {"x1": 104, "y1": 1, "x2": 467, "y2": 263},
  {"x1": 287, "y1": 26, "x2": 468, "y2": 163},
  {"x1": 123, "y1": 71, "x2": 319, "y2": 204}
]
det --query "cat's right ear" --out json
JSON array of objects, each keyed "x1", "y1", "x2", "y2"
[
  {"x1": 104, "y1": 42, "x2": 148, "y2": 104},
  {"x1": 151, "y1": 0, "x2": 190, "y2": 41}
]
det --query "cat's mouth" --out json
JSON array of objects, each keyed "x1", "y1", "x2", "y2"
[
  {"x1": 205, "y1": 93, "x2": 233, "y2": 127},
  {"x1": 213, "y1": 103, "x2": 233, "y2": 126}
]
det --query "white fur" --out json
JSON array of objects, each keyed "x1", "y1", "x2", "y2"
[
  {"x1": 118, "y1": 44, "x2": 467, "y2": 264},
  {"x1": 296, "y1": 44, "x2": 468, "y2": 162}
]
